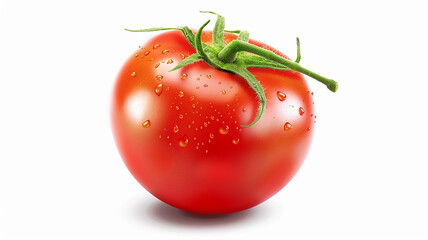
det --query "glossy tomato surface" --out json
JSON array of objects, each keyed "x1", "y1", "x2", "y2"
[{"x1": 111, "y1": 31, "x2": 315, "y2": 214}]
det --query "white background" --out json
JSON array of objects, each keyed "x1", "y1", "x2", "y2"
[{"x1": 1, "y1": 0, "x2": 427, "y2": 239}]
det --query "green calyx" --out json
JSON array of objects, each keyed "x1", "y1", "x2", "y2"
[{"x1": 125, "y1": 11, "x2": 338, "y2": 127}]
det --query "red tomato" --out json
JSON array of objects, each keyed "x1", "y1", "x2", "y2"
[{"x1": 111, "y1": 30, "x2": 315, "y2": 214}]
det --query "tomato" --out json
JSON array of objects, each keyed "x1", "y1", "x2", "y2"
[{"x1": 111, "y1": 13, "x2": 337, "y2": 214}]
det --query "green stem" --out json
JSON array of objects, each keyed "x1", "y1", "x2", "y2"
[
  {"x1": 295, "y1": 37, "x2": 301, "y2": 63},
  {"x1": 218, "y1": 40, "x2": 338, "y2": 92}
]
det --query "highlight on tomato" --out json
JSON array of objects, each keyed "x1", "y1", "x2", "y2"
[{"x1": 111, "y1": 11, "x2": 338, "y2": 214}]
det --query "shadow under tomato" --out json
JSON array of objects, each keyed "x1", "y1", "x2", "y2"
[{"x1": 132, "y1": 198, "x2": 268, "y2": 227}]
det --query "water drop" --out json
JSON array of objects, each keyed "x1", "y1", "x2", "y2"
[
  {"x1": 204, "y1": 84, "x2": 208, "y2": 87},
  {"x1": 179, "y1": 114, "x2": 184, "y2": 119},
  {"x1": 284, "y1": 122, "x2": 292, "y2": 131},
  {"x1": 190, "y1": 95, "x2": 195, "y2": 101},
  {"x1": 181, "y1": 73, "x2": 188, "y2": 80},
  {"x1": 178, "y1": 137, "x2": 189, "y2": 147},
  {"x1": 167, "y1": 59, "x2": 174, "y2": 64},
  {"x1": 219, "y1": 125, "x2": 229, "y2": 135},
  {"x1": 206, "y1": 74, "x2": 211, "y2": 79},
  {"x1": 232, "y1": 138, "x2": 240, "y2": 145},
  {"x1": 144, "y1": 51, "x2": 150, "y2": 56},
  {"x1": 173, "y1": 125, "x2": 179, "y2": 133},
  {"x1": 180, "y1": 53, "x2": 185, "y2": 59},
  {"x1": 155, "y1": 75, "x2": 163, "y2": 81},
  {"x1": 134, "y1": 54, "x2": 139, "y2": 57},
  {"x1": 153, "y1": 44, "x2": 160, "y2": 49},
  {"x1": 131, "y1": 72, "x2": 136, "y2": 77},
  {"x1": 162, "y1": 50, "x2": 169, "y2": 54},
  {"x1": 299, "y1": 107, "x2": 305, "y2": 116},
  {"x1": 154, "y1": 84, "x2": 163, "y2": 96},
  {"x1": 142, "y1": 120, "x2": 151, "y2": 128},
  {"x1": 221, "y1": 90, "x2": 226, "y2": 95},
  {"x1": 209, "y1": 133, "x2": 214, "y2": 139},
  {"x1": 154, "y1": 62, "x2": 160, "y2": 68},
  {"x1": 203, "y1": 122, "x2": 208, "y2": 127},
  {"x1": 178, "y1": 91, "x2": 184, "y2": 98},
  {"x1": 277, "y1": 91, "x2": 286, "y2": 101}
]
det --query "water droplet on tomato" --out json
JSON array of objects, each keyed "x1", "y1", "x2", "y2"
[
  {"x1": 153, "y1": 44, "x2": 160, "y2": 49},
  {"x1": 232, "y1": 138, "x2": 240, "y2": 145},
  {"x1": 219, "y1": 125, "x2": 229, "y2": 135},
  {"x1": 284, "y1": 122, "x2": 292, "y2": 131},
  {"x1": 203, "y1": 122, "x2": 208, "y2": 127},
  {"x1": 178, "y1": 137, "x2": 189, "y2": 147},
  {"x1": 204, "y1": 84, "x2": 208, "y2": 87},
  {"x1": 299, "y1": 107, "x2": 305, "y2": 116},
  {"x1": 181, "y1": 73, "x2": 188, "y2": 80},
  {"x1": 142, "y1": 120, "x2": 151, "y2": 128},
  {"x1": 179, "y1": 114, "x2": 184, "y2": 119},
  {"x1": 307, "y1": 127, "x2": 311, "y2": 132},
  {"x1": 173, "y1": 125, "x2": 179, "y2": 133},
  {"x1": 162, "y1": 50, "x2": 169, "y2": 54},
  {"x1": 210, "y1": 133, "x2": 214, "y2": 139},
  {"x1": 190, "y1": 95, "x2": 195, "y2": 101},
  {"x1": 131, "y1": 72, "x2": 136, "y2": 77},
  {"x1": 242, "y1": 107, "x2": 246, "y2": 112},
  {"x1": 167, "y1": 59, "x2": 173, "y2": 64},
  {"x1": 221, "y1": 90, "x2": 226, "y2": 95},
  {"x1": 178, "y1": 91, "x2": 184, "y2": 98},
  {"x1": 154, "y1": 84, "x2": 163, "y2": 96},
  {"x1": 134, "y1": 54, "x2": 139, "y2": 57},
  {"x1": 180, "y1": 53, "x2": 185, "y2": 59},
  {"x1": 277, "y1": 91, "x2": 286, "y2": 101},
  {"x1": 206, "y1": 74, "x2": 211, "y2": 79},
  {"x1": 144, "y1": 51, "x2": 150, "y2": 56},
  {"x1": 155, "y1": 75, "x2": 163, "y2": 81},
  {"x1": 154, "y1": 62, "x2": 160, "y2": 68}
]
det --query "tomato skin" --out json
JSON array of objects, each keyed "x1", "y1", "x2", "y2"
[{"x1": 111, "y1": 30, "x2": 315, "y2": 214}]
